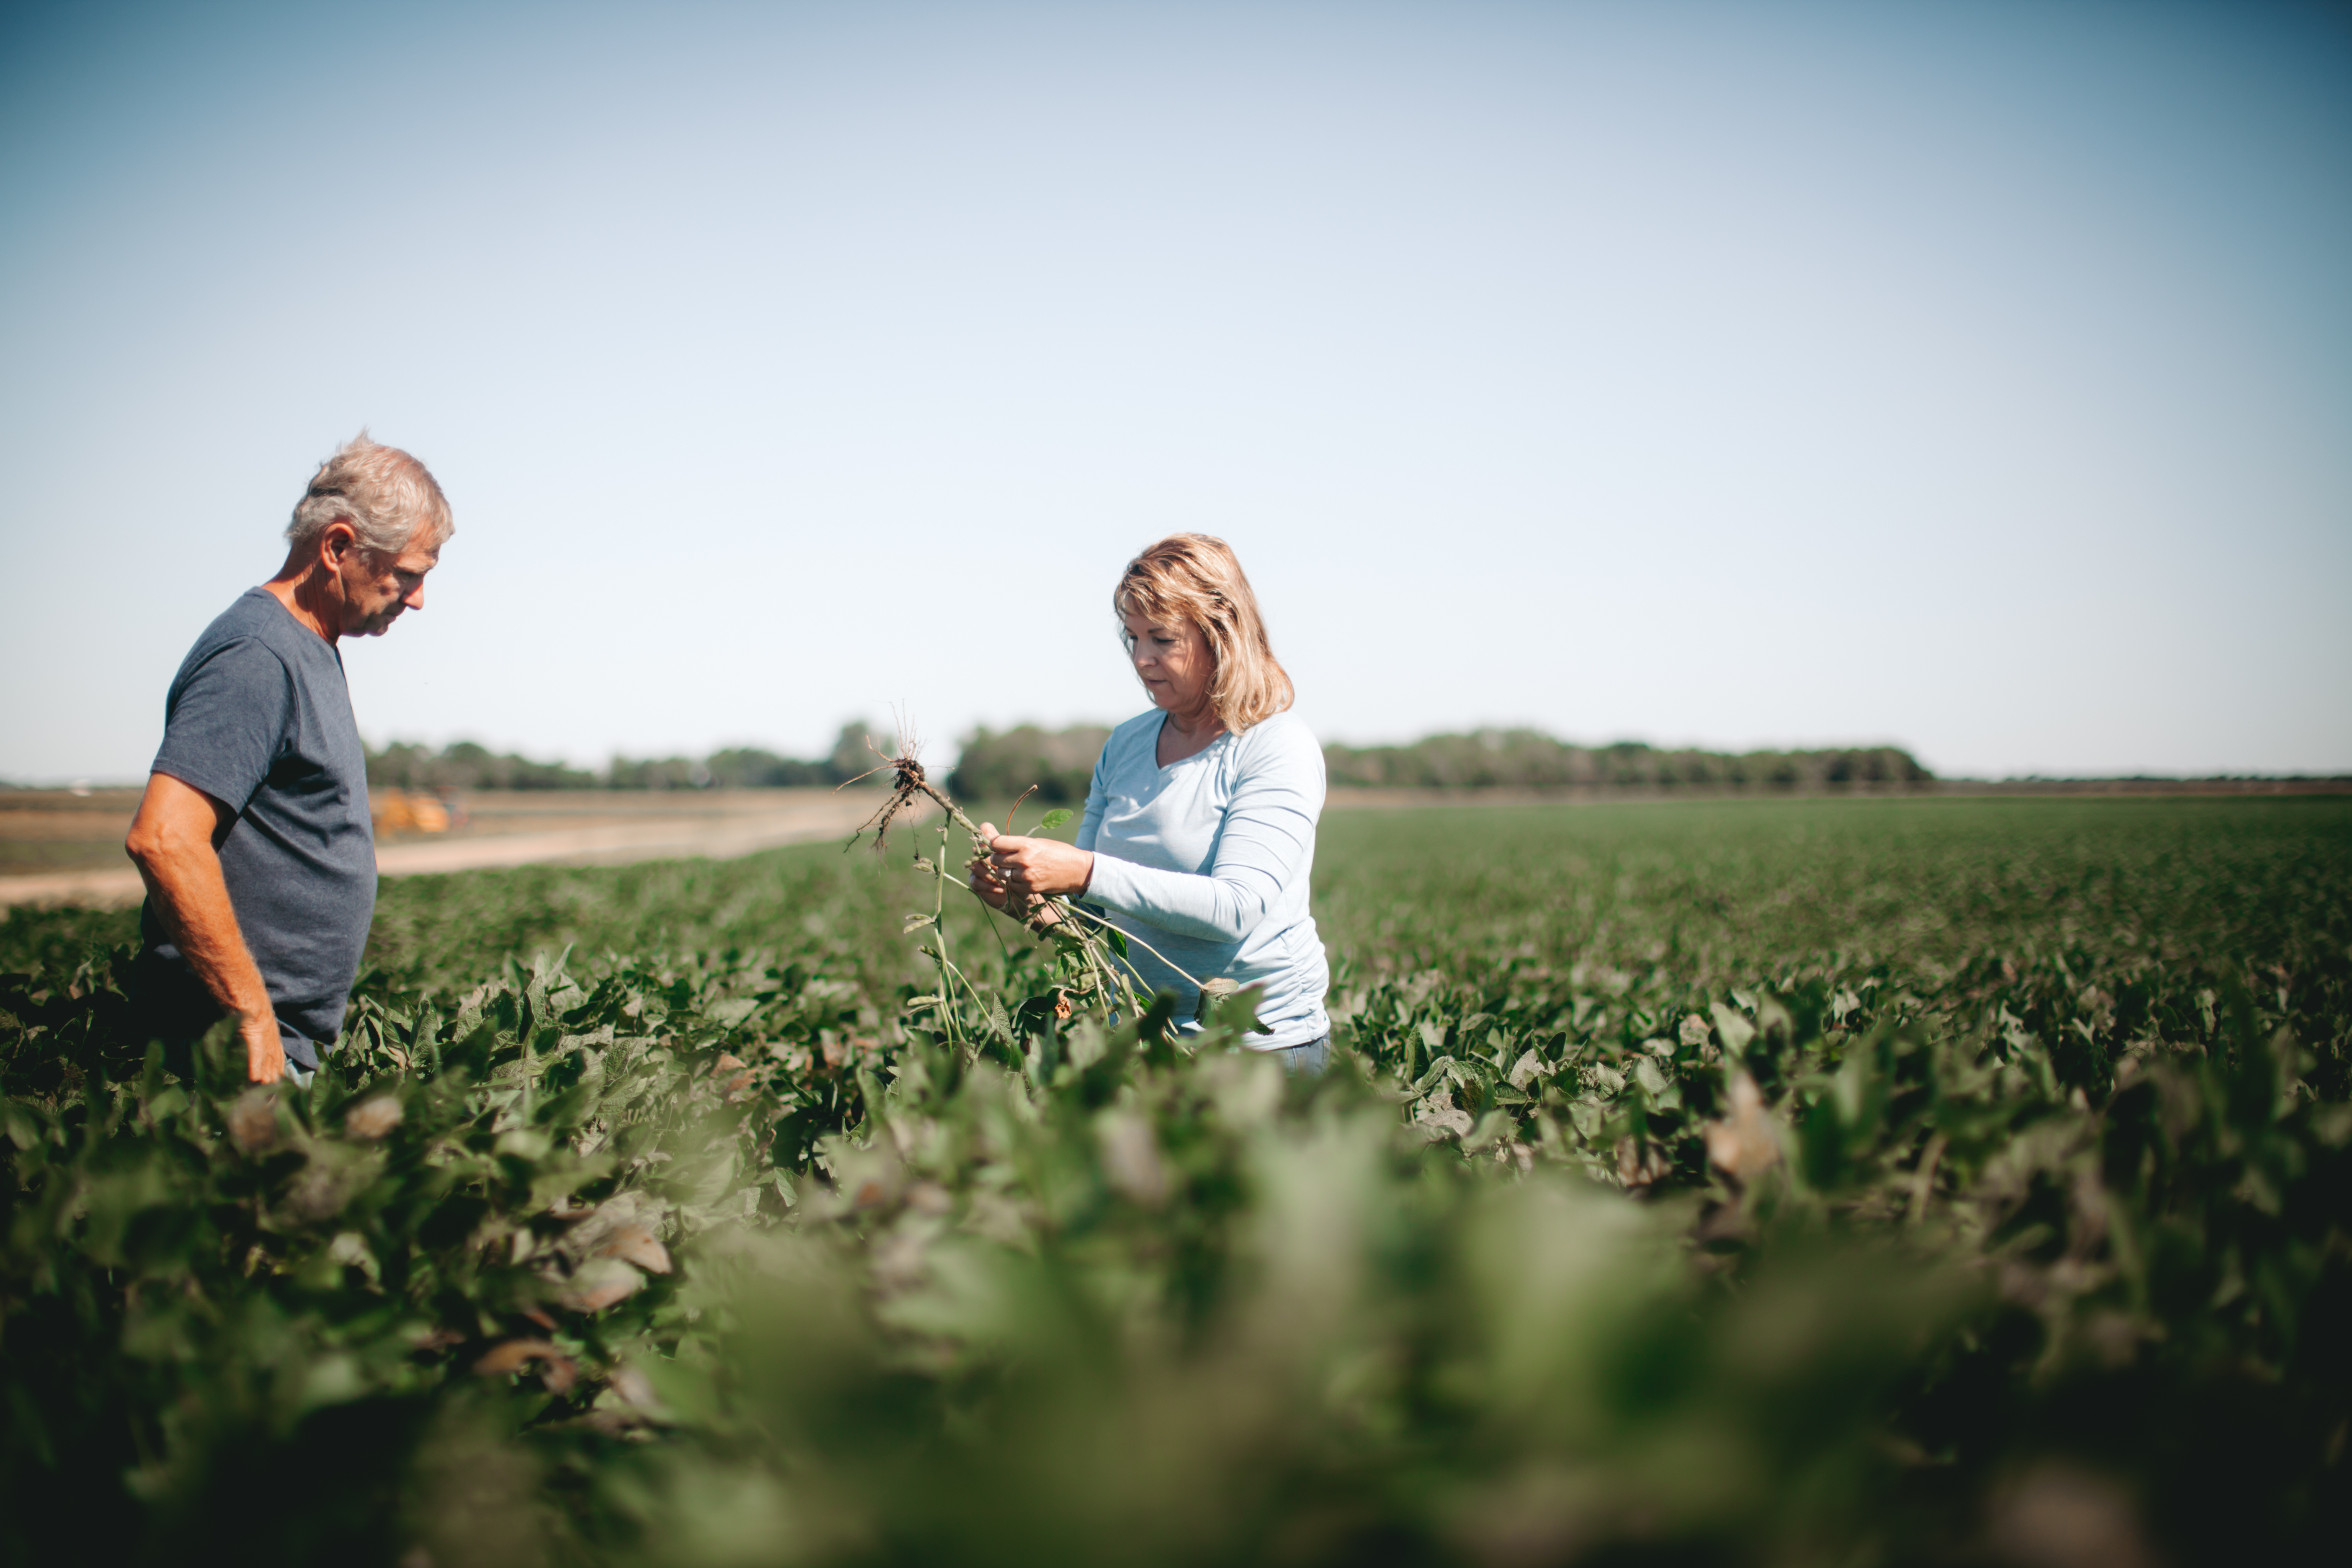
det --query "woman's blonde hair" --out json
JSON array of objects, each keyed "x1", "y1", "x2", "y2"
[{"x1": 1114, "y1": 534, "x2": 1295, "y2": 731}]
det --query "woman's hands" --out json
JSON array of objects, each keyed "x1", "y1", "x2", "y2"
[{"x1": 967, "y1": 822, "x2": 1094, "y2": 908}]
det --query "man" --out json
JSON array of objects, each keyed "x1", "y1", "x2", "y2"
[{"x1": 125, "y1": 432, "x2": 453, "y2": 1084}]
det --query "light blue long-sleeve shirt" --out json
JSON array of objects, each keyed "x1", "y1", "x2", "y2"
[{"x1": 1077, "y1": 708, "x2": 1330, "y2": 1049}]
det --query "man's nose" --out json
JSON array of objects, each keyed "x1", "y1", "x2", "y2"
[{"x1": 403, "y1": 583, "x2": 426, "y2": 610}]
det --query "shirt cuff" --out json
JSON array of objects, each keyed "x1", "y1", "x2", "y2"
[{"x1": 1082, "y1": 852, "x2": 1143, "y2": 915}]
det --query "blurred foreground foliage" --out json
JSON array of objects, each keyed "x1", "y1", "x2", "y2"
[{"x1": 1, "y1": 797, "x2": 2347, "y2": 1566}]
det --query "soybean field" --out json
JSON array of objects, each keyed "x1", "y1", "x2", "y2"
[{"x1": 3, "y1": 794, "x2": 2347, "y2": 1566}]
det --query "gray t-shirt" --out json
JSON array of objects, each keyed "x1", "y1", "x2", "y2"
[{"x1": 137, "y1": 588, "x2": 377, "y2": 1068}]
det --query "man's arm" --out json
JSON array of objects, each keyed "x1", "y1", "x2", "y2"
[{"x1": 124, "y1": 771, "x2": 286, "y2": 1083}]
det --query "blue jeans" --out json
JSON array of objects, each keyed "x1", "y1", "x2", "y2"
[{"x1": 1268, "y1": 1035, "x2": 1330, "y2": 1075}]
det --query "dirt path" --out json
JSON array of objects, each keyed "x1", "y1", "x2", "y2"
[
  {"x1": 367, "y1": 791, "x2": 879, "y2": 874},
  {"x1": 0, "y1": 789, "x2": 881, "y2": 910}
]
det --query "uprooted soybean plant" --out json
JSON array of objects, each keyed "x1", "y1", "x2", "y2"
[{"x1": 2, "y1": 794, "x2": 2347, "y2": 1566}]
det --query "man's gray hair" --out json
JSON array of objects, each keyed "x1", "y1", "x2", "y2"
[{"x1": 286, "y1": 431, "x2": 454, "y2": 556}]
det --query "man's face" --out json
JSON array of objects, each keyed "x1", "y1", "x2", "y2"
[{"x1": 333, "y1": 526, "x2": 442, "y2": 638}]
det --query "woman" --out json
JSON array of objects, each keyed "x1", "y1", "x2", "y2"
[{"x1": 970, "y1": 534, "x2": 1331, "y2": 1072}]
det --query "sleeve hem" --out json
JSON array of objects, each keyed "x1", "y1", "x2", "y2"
[{"x1": 147, "y1": 761, "x2": 251, "y2": 816}]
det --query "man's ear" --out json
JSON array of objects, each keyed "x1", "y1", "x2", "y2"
[{"x1": 321, "y1": 519, "x2": 357, "y2": 567}]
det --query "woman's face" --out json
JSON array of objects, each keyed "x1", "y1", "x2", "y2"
[{"x1": 1123, "y1": 609, "x2": 1216, "y2": 725}]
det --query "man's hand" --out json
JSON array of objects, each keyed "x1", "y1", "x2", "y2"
[
  {"x1": 983, "y1": 824, "x2": 1095, "y2": 900},
  {"x1": 239, "y1": 1011, "x2": 288, "y2": 1083},
  {"x1": 126, "y1": 771, "x2": 284, "y2": 1081}
]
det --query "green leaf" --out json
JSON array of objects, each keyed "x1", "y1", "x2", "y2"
[
  {"x1": 1037, "y1": 808, "x2": 1075, "y2": 832},
  {"x1": 2, "y1": 1103, "x2": 42, "y2": 1150}
]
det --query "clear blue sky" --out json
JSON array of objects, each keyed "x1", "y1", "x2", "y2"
[{"x1": 4, "y1": 0, "x2": 2347, "y2": 781}]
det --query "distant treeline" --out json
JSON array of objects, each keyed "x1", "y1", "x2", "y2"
[
  {"x1": 366, "y1": 722, "x2": 1930, "y2": 798},
  {"x1": 1324, "y1": 729, "x2": 1934, "y2": 791},
  {"x1": 949, "y1": 725, "x2": 1116, "y2": 805},
  {"x1": 955, "y1": 724, "x2": 1933, "y2": 804},
  {"x1": 365, "y1": 724, "x2": 882, "y2": 792},
  {"x1": 366, "y1": 741, "x2": 596, "y2": 791},
  {"x1": 611, "y1": 724, "x2": 879, "y2": 790}
]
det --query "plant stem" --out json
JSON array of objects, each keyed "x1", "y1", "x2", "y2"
[
  {"x1": 905, "y1": 769, "x2": 1158, "y2": 1033},
  {"x1": 1050, "y1": 900, "x2": 1209, "y2": 990},
  {"x1": 929, "y1": 815, "x2": 967, "y2": 1059}
]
